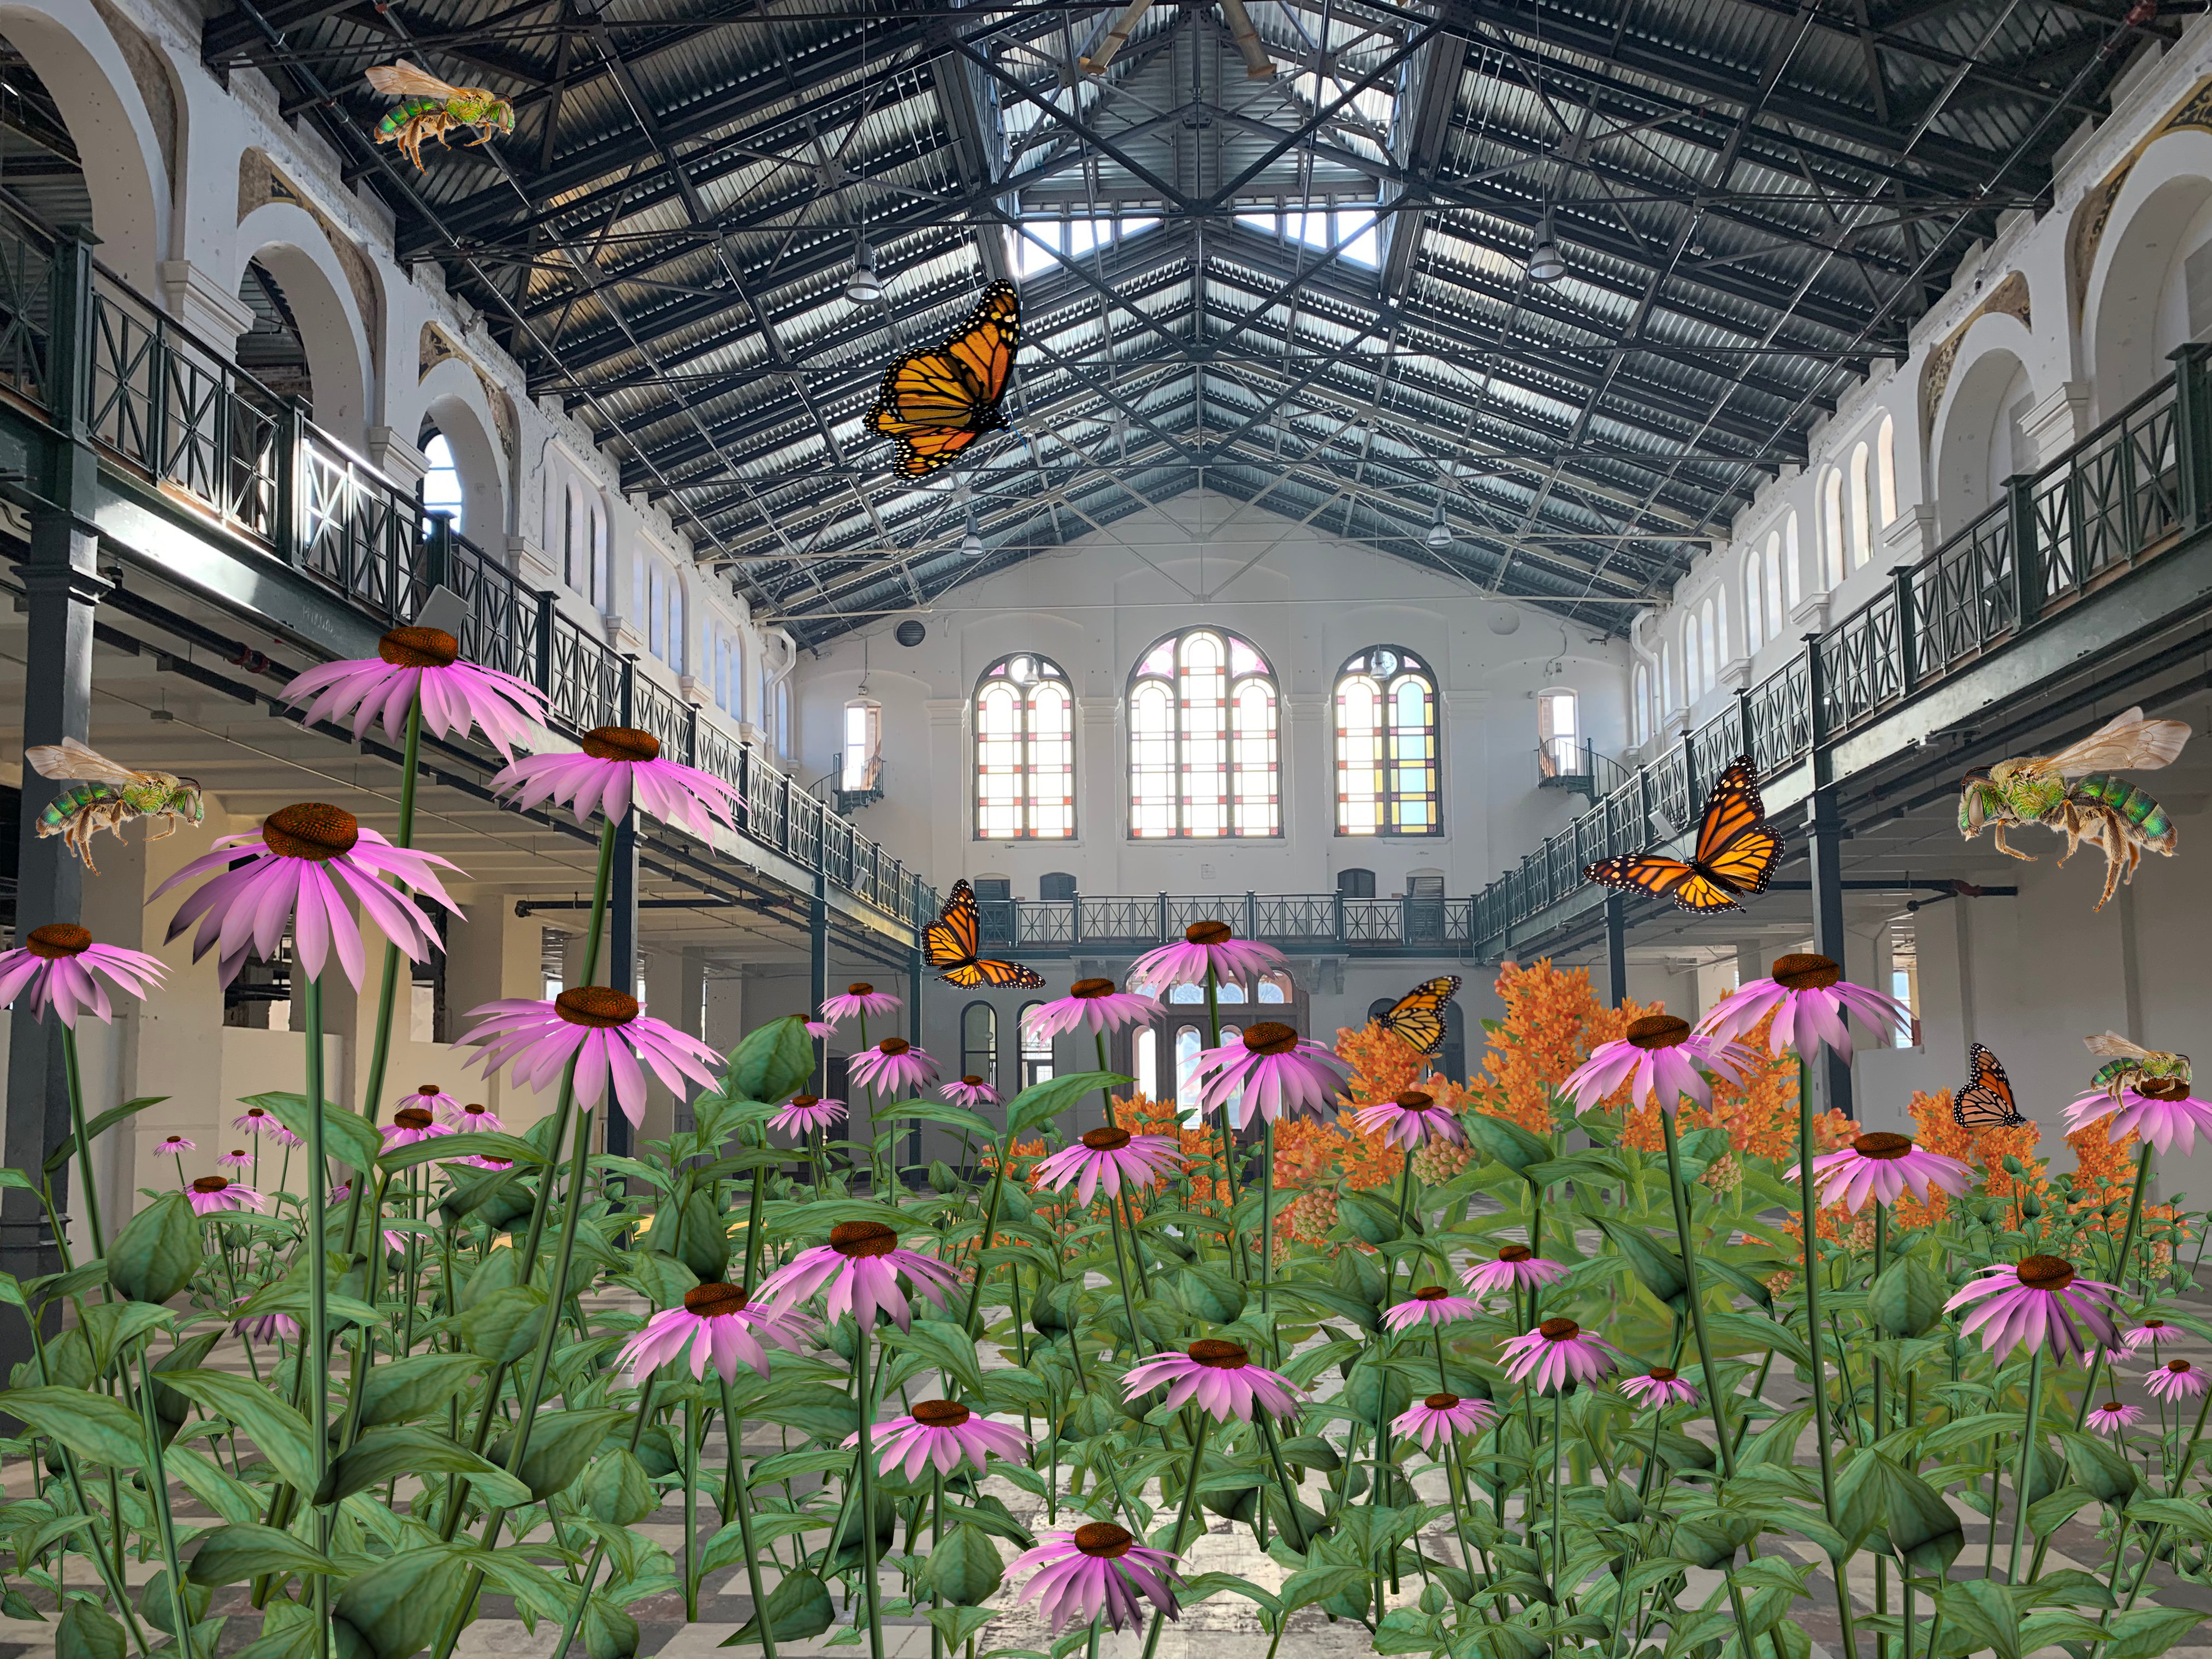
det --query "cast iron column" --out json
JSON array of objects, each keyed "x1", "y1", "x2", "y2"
[
  {"x1": 1605, "y1": 893, "x2": 1628, "y2": 1008},
  {"x1": 1805, "y1": 790, "x2": 1854, "y2": 1121}
]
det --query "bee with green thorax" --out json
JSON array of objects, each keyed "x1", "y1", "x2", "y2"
[
  {"x1": 1957, "y1": 706, "x2": 2191, "y2": 910},
  {"x1": 2085, "y1": 1032, "x2": 2192, "y2": 1103},
  {"x1": 27, "y1": 737, "x2": 205, "y2": 873},
  {"x1": 364, "y1": 62, "x2": 516, "y2": 171}
]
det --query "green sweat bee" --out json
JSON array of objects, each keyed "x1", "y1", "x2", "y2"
[
  {"x1": 26, "y1": 737, "x2": 204, "y2": 873},
  {"x1": 2084, "y1": 1032, "x2": 2192, "y2": 1103},
  {"x1": 364, "y1": 62, "x2": 515, "y2": 172},
  {"x1": 1958, "y1": 706, "x2": 2190, "y2": 910}
]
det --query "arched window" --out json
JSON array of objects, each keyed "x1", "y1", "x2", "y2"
[
  {"x1": 1766, "y1": 531, "x2": 1786, "y2": 633},
  {"x1": 1018, "y1": 999, "x2": 1054, "y2": 1088},
  {"x1": 1537, "y1": 686, "x2": 1578, "y2": 775},
  {"x1": 561, "y1": 484, "x2": 583, "y2": 594},
  {"x1": 1682, "y1": 613, "x2": 1701, "y2": 700},
  {"x1": 1706, "y1": 595, "x2": 1723, "y2": 678},
  {"x1": 842, "y1": 699, "x2": 882, "y2": 791},
  {"x1": 1849, "y1": 443, "x2": 1872, "y2": 569},
  {"x1": 1744, "y1": 552, "x2": 1764, "y2": 653},
  {"x1": 1660, "y1": 642, "x2": 1674, "y2": 713},
  {"x1": 1877, "y1": 415, "x2": 1898, "y2": 528},
  {"x1": 648, "y1": 565, "x2": 666, "y2": 658},
  {"x1": 590, "y1": 506, "x2": 609, "y2": 609},
  {"x1": 1129, "y1": 629, "x2": 1279, "y2": 838},
  {"x1": 1821, "y1": 470, "x2": 1846, "y2": 588},
  {"x1": 1134, "y1": 1026, "x2": 1159, "y2": 1101},
  {"x1": 1334, "y1": 645, "x2": 1440, "y2": 837},
  {"x1": 1633, "y1": 665, "x2": 1649, "y2": 744},
  {"x1": 975, "y1": 653, "x2": 1075, "y2": 839},
  {"x1": 422, "y1": 432, "x2": 464, "y2": 535},
  {"x1": 665, "y1": 574, "x2": 686, "y2": 674},
  {"x1": 961, "y1": 1002, "x2": 999, "y2": 1090},
  {"x1": 1784, "y1": 512, "x2": 1802, "y2": 608}
]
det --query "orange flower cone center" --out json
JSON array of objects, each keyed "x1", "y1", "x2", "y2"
[
  {"x1": 1499, "y1": 1244, "x2": 1533, "y2": 1263},
  {"x1": 1243, "y1": 1021, "x2": 1299, "y2": 1055},
  {"x1": 418, "y1": 1083, "x2": 442, "y2": 1097},
  {"x1": 1074, "y1": 1522, "x2": 1134, "y2": 1558},
  {"x1": 463, "y1": 1104, "x2": 490, "y2": 1117},
  {"x1": 878, "y1": 1037, "x2": 910, "y2": 1056},
  {"x1": 26, "y1": 923, "x2": 91, "y2": 958},
  {"x1": 244, "y1": 1109, "x2": 266, "y2": 1119},
  {"x1": 1772, "y1": 953, "x2": 1842, "y2": 990},
  {"x1": 684, "y1": 1282, "x2": 748, "y2": 1318},
  {"x1": 2016, "y1": 1254, "x2": 2075, "y2": 1291},
  {"x1": 378, "y1": 626, "x2": 460, "y2": 668},
  {"x1": 1648, "y1": 1367, "x2": 1679, "y2": 1382},
  {"x1": 790, "y1": 1094, "x2": 819, "y2": 1109},
  {"x1": 393, "y1": 1107, "x2": 435, "y2": 1131},
  {"x1": 1071, "y1": 977, "x2": 1116, "y2": 998},
  {"x1": 1185, "y1": 920, "x2": 1233, "y2": 945},
  {"x1": 580, "y1": 726, "x2": 660, "y2": 764},
  {"x1": 1626, "y1": 1014, "x2": 1690, "y2": 1051},
  {"x1": 191, "y1": 1177, "x2": 229, "y2": 1195},
  {"x1": 830, "y1": 1220, "x2": 898, "y2": 1258},
  {"x1": 1853, "y1": 1132, "x2": 1914, "y2": 1159},
  {"x1": 1538, "y1": 1318, "x2": 1581, "y2": 1342},
  {"x1": 1424, "y1": 1392, "x2": 1460, "y2": 1410},
  {"x1": 1188, "y1": 1338, "x2": 1249, "y2": 1369},
  {"x1": 1396, "y1": 1089, "x2": 1434, "y2": 1110},
  {"x1": 556, "y1": 986, "x2": 638, "y2": 1028},
  {"x1": 263, "y1": 803, "x2": 360, "y2": 861},
  {"x1": 912, "y1": 1399, "x2": 971, "y2": 1427},
  {"x1": 960, "y1": 1075, "x2": 985, "y2": 1087},
  {"x1": 2141, "y1": 1077, "x2": 2192, "y2": 1101},
  {"x1": 2103, "y1": 1401, "x2": 2125, "y2": 1413},
  {"x1": 1081, "y1": 1127, "x2": 1132, "y2": 1151},
  {"x1": 2169, "y1": 1359, "x2": 2192, "y2": 1373},
  {"x1": 1414, "y1": 1286, "x2": 1449, "y2": 1301},
  {"x1": 848, "y1": 982, "x2": 874, "y2": 996}
]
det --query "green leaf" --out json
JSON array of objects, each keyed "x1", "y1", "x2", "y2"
[
  {"x1": 1462, "y1": 1111, "x2": 1551, "y2": 1175},
  {"x1": 2126, "y1": 1495, "x2": 2212, "y2": 1540},
  {"x1": 165, "y1": 1444, "x2": 262, "y2": 1526},
  {"x1": 581, "y1": 1449, "x2": 658, "y2": 1526},
  {"x1": 78, "y1": 1298, "x2": 174, "y2": 1377},
  {"x1": 456, "y1": 1284, "x2": 549, "y2": 1365},
  {"x1": 884, "y1": 1101, "x2": 998, "y2": 1142},
  {"x1": 2060, "y1": 1430, "x2": 2138, "y2": 1509},
  {"x1": 1593, "y1": 1216, "x2": 1687, "y2": 1307},
  {"x1": 105, "y1": 1192, "x2": 198, "y2": 1304},
  {"x1": 246, "y1": 1091, "x2": 382, "y2": 1175},
  {"x1": 153, "y1": 1368, "x2": 318, "y2": 1495},
  {"x1": 1281, "y1": 1564, "x2": 1371, "y2": 1614},
  {"x1": 186, "y1": 1522, "x2": 339, "y2": 1586},
  {"x1": 490, "y1": 1408, "x2": 630, "y2": 1502},
  {"x1": 0, "y1": 1385, "x2": 145, "y2": 1468},
  {"x1": 2026, "y1": 1484, "x2": 2095, "y2": 1538},
  {"x1": 1006, "y1": 1071, "x2": 1128, "y2": 1139},
  {"x1": 1172, "y1": 1264, "x2": 1246, "y2": 1324},
  {"x1": 55, "y1": 1598, "x2": 127, "y2": 1659},
  {"x1": 1180, "y1": 1570, "x2": 1284, "y2": 1618},
  {"x1": 924, "y1": 1607, "x2": 998, "y2": 1651},
  {"x1": 723, "y1": 1016, "x2": 818, "y2": 1106},
  {"x1": 320, "y1": 1424, "x2": 531, "y2": 1508},
  {"x1": 584, "y1": 1595, "x2": 640, "y2": 1659},
  {"x1": 43, "y1": 1097, "x2": 166, "y2": 1174},
  {"x1": 356, "y1": 1352, "x2": 484, "y2": 1427},
  {"x1": 720, "y1": 1567, "x2": 836, "y2": 1646},
  {"x1": 332, "y1": 1546, "x2": 474, "y2": 1659},
  {"x1": 1867, "y1": 1256, "x2": 1950, "y2": 1338},
  {"x1": 377, "y1": 1130, "x2": 545, "y2": 1174},
  {"x1": 1269, "y1": 1281, "x2": 1379, "y2": 1334},
  {"x1": 924, "y1": 1522, "x2": 1006, "y2": 1606},
  {"x1": 2102, "y1": 1608, "x2": 2207, "y2": 1659},
  {"x1": 1935, "y1": 1580, "x2": 2019, "y2": 1659},
  {"x1": 882, "y1": 1319, "x2": 986, "y2": 1395},
  {"x1": 1332, "y1": 1191, "x2": 1404, "y2": 1246},
  {"x1": 667, "y1": 1187, "x2": 735, "y2": 1282}
]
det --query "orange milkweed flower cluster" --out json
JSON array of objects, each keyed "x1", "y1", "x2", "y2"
[{"x1": 1465, "y1": 959, "x2": 1661, "y2": 1133}]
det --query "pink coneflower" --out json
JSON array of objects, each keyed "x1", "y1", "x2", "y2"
[
  {"x1": 1127, "y1": 919, "x2": 1285, "y2": 994},
  {"x1": 804, "y1": 1020, "x2": 837, "y2": 1040},
  {"x1": 614, "y1": 1282, "x2": 815, "y2": 1385},
  {"x1": 156, "y1": 1134, "x2": 195, "y2": 1154},
  {"x1": 1945, "y1": 1257, "x2": 2119, "y2": 1364},
  {"x1": 2145, "y1": 1358, "x2": 2210, "y2": 1403},
  {"x1": 1462, "y1": 1242, "x2": 1571, "y2": 1301},
  {"x1": 1500, "y1": 1318, "x2": 1621, "y2": 1393},
  {"x1": 1619, "y1": 1367, "x2": 1699, "y2": 1409},
  {"x1": 1192, "y1": 1022, "x2": 1351, "y2": 1131},
  {"x1": 855, "y1": 1400, "x2": 1030, "y2": 1479},
  {"x1": 1562, "y1": 1014, "x2": 1755, "y2": 1113},
  {"x1": 150, "y1": 803, "x2": 460, "y2": 991},
  {"x1": 232, "y1": 1305, "x2": 300, "y2": 1345},
  {"x1": 756, "y1": 1219, "x2": 963, "y2": 1332},
  {"x1": 232, "y1": 1107, "x2": 300, "y2": 1147},
  {"x1": 492, "y1": 725, "x2": 737, "y2": 842},
  {"x1": 446, "y1": 1101, "x2": 503, "y2": 1131},
  {"x1": 1008, "y1": 1524, "x2": 1180, "y2": 1636},
  {"x1": 459, "y1": 1154, "x2": 513, "y2": 1172},
  {"x1": 2063, "y1": 1080, "x2": 2212, "y2": 1156},
  {"x1": 849, "y1": 1037, "x2": 938, "y2": 1097},
  {"x1": 2087, "y1": 1400, "x2": 2144, "y2": 1436},
  {"x1": 395, "y1": 1083, "x2": 460, "y2": 1121},
  {"x1": 771, "y1": 1094, "x2": 848, "y2": 1137},
  {"x1": 1695, "y1": 952, "x2": 1908, "y2": 1064},
  {"x1": 1024, "y1": 977, "x2": 1161, "y2": 1040},
  {"x1": 0, "y1": 925, "x2": 165, "y2": 1027},
  {"x1": 217, "y1": 1148, "x2": 252, "y2": 1171},
  {"x1": 459, "y1": 988, "x2": 720, "y2": 1128},
  {"x1": 287, "y1": 625, "x2": 549, "y2": 759},
  {"x1": 821, "y1": 981, "x2": 902, "y2": 1024},
  {"x1": 1354, "y1": 1088, "x2": 1467, "y2": 1151},
  {"x1": 2122, "y1": 1319, "x2": 2177, "y2": 1353},
  {"x1": 187, "y1": 1176, "x2": 266, "y2": 1217},
  {"x1": 382, "y1": 1106, "x2": 452, "y2": 1150},
  {"x1": 1031, "y1": 1126, "x2": 1180, "y2": 1206},
  {"x1": 1392, "y1": 1392, "x2": 1499, "y2": 1450},
  {"x1": 1122, "y1": 1340, "x2": 1303, "y2": 1424},
  {"x1": 1383, "y1": 1286, "x2": 1483, "y2": 1331},
  {"x1": 942, "y1": 1074, "x2": 1001, "y2": 1110},
  {"x1": 1800, "y1": 1133, "x2": 1974, "y2": 1213}
]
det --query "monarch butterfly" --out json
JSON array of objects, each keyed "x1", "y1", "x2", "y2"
[
  {"x1": 1953, "y1": 1041, "x2": 2028, "y2": 1129},
  {"x1": 924, "y1": 879, "x2": 1045, "y2": 990},
  {"x1": 1374, "y1": 976, "x2": 1460, "y2": 1057},
  {"x1": 1582, "y1": 757, "x2": 1783, "y2": 914},
  {"x1": 866, "y1": 283, "x2": 1021, "y2": 478}
]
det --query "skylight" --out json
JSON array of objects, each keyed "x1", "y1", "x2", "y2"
[
  {"x1": 1234, "y1": 206, "x2": 1381, "y2": 269},
  {"x1": 1009, "y1": 215, "x2": 1163, "y2": 278}
]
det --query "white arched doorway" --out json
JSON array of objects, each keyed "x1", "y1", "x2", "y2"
[
  {"x1": 415, "y1": 357, "x2": 508, "y2": 543},
  {"x1": 2085, "y1": 143, "x2": 2212, "y2": 420},
  {"x1": 232, "y1": 202, "x2": 374, "y2": 446},
  {"x1": 1933, "y1": 344, "x2": 2035, "y2": 538}
]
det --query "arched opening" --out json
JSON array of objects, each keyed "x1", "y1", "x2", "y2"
[
  {"x1": 1934, "y1": 347, "x2": 2034, "y2": 537},
  {"x1": 2089, "y1": 163, "x2": 2212, "y2": 417},
  {"x1": 421, "y1": 429, "x2": 465, "y2": 534},
  {"x1": 237, "y1": 258, "x2": 313, "y2": 405},
  {"x1": 960, "y1": 1002, "x2": 999, "y2": 1092},
  {"x1": 418, "y1": 362, "x2": 507, "y2": 543},
  {"x1": 232, "y1": 209, "x2": 372, "y2": 445}
]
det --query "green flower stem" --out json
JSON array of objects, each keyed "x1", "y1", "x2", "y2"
[
  {"x1": 1550, "y1": 1388, "x2": 1565, "y2": 1598},
  {"x1": 22, "y1": 1315, "x2": 149, "y2": 1654},
  {"x1": 550, "y1": 1376, "x2": 660, "y2": 1659},
  {"x1": 133, "y1": 1345, "x2": 194, "y2": 1659},
  {"x1": 2120, "y1": 1377, "x2": 2212, "y2": 1608},
  {"x1": 342, "y1": 694, "x2": 423, "y2": 1259},
  {"x1": 1793, "y1": 1059, "x2": 1842, "y2": 1513},
  {"x1": 1105, "y1": 1195, "x2": 1143, "y2": 1358},
  {"x1": 58, "y1": 1024, "x2": 103, "y2": 1257},
  {"x1": 303, "y1": 970, "x2": 332, "y2": 1579},
  {"x1": 2006, "y1": 1347, "x2": 2046, "y2": 1584},
  {"x1": 683, "y1": 1395, "x2": 700, "y2": 1619},
  {"x1": 1119, "y1": 1187, "x2": 1152, "y2": 1300},
  {"x1": 1657, "y1": 1107, "x2": 1736, "y2": 1479},
  {"x1": 1140, "y1": 1414, "x2": 1212, "y2": 1659},
  {"x1": 959, "y1": 1137, "x2": 1010, "y2": 1337},
  {"x1": 1261, "y1": 1121, "x2": 1280, "y2": 1325},
  {"x1": 2075, "y1": 1144, "x2": 2155, "y2": 1436},
  {"x1": 854, "y1": 1314, "x2": 886, "y2": 1659},
  {"x1": 1255, "y1": 1408, "x2": 1310, "y2": 1553}
]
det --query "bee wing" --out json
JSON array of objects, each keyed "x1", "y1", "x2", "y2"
[
  {"x1": 25, "y1": 737, "x2": 150, "y2": 787},
  {"x1": 365, "y1": 61, "x2": 466, "y2": 100},
  {"x1": 2038, "y1": 708, "x2": 2193, "y2": 778},
  {"x1": 2084, "y1": 1030, "x2": 2154, "y2": 1059}
]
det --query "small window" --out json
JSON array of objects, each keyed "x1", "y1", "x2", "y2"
[
  {"x1": 1334, "y1": 645, "x2": 1439, "y2": 836},
  {"x1": 1338, "y1": 867, "x2": 1376, "y2": 899},
  {"x1": 961, "y1": 1002, "x2": 999, "y2": 1090},
  {"x1": 975, "y1": 654, "x2": 1075, "y2": 839},
  {"x1": 1700, "y1": 599, "x2": 1717, "y2": 685},
  {"x1": 1849, "y1": 443, "x2": 1872, "y2": 570},
  {"x1": 843, "y1": 700, "x2": 882, "y2": 791},
  {"x1": 1877, "y1": 416, "x2": 1898, "y2": 528},
  {"x1": 1660, "y1": 642, "x2": 1674, "y2": 713},
  {"x1": 422, "y1": 432, "x2": 464, "y2": 535},
  {"x1": 1821, "y1": 471, "x2": 1846, "y2": 588},
  {"x1": 1039, "y1": 872, "x2": 1077, "y2": 900},
  {"x1": 1682, "y1": 614, "x2": 1701, "y2": 699},
  {"x1": 590, "y1": 507, "x2": 608, "y2": 609},
  {"x1": 1537, "y1": 687, "x2": 1578, "y2": 775},
  {"x1": 1134, "y1": 1026, "x2": 1159, "y2": 1101},
  {"x1": 1632, "y1": 665, "x2": 1649, "y2": 744},
  {"x1": 1765, "y1": 532, "x2": 1785, "y2": 637},
  {"x1": 648, "y1": 566, "x2": 665, "y2": 657},
  {"x1": 1784, "y1": 512, "x2": 1803, "y2": 607},
  {"x1": 1744, "y1": 552, "x2": 1764, "y2": 654},
  {"x1": 1018, "y1": 1000, "x2": 1054, "y2": 1088},
  {"x1": 563, "y1": 485, "x2": 583, "y2": 594}
]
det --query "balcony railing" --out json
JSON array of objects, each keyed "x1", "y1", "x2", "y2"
[
  {"x1": 975, "y1": 892, "x2": 1474, "y2": 953},
  {"x1": 0, "y1": 205, "x2": 935, "y2": 934},
  {"x1": 1471, "y1": 353, "x2": 2204, "y2": 955}
]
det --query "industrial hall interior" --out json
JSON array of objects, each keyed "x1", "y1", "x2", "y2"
[{"x1": 7, "y1": 0, "x2": 2212, "y2": 1651}]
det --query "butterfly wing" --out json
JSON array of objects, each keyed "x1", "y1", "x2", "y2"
[
  {"x1": 1377, "y1": 975, "x2": 1460, "y2": 1056},
  {"x1": 960, "y1": 958, "x2": 1047, "y2": 990},
  {"x1": 1700, "y1": 824, "x2": 1784, "y2": 899},
  {"x1": 1693, "y1": 760, "x2": 1766, "y2": 866},
  {"x1": 922, "y1": 880, "x2": 1046, "y2": 987},
  {"x1": 865, "y1": 414, "x2": 984, "y2": 478},
  {"x1": 366, "y1": 61, "x2": 466, "y2": 100},
  {"x1": 944, "y1": 281, "x2": 1020, "y2": 405},
  {"x1": 867, "y1": 284, "x2": 1021, "y2": 471},
  {"x1": 1584, "y1": 852, "x2": 1743, "y2": 913},
  {"x1": 1952, "y1": 1042, "x2": 2028, "y2": 1128}
]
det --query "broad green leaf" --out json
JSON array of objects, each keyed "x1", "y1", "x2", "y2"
[
  {"x1": 1172, "y1": 1264, "x2": 1245, "y2": 1324},
  {"x1": 246, "y1": 1091, "x2": 382, "y2": 1175},
  {"x1": 723, "y1": 1016, "x2": 817, "y2": 1106},
  {"x1": 584, "y1": 1595, "x2": 640, "y2": 1659},
  {"x1": 165, "y1": 1444, "x2": 261, "y2": 1527},
  {"x1": 581, "y1": 1449, "x2": 657, "y2": 1526},
  {"x1": 357, "y1": 1352, "x2": 484, "y2": 1427},
  {"x1": 2026, "y1": 1484, "x2": 2095, "y2": 1538},
  {"x1": 1462, "y1": 1111, "x2": 1551, "y2": 1175},
  {"x1": 2126, "y1": 1495, "x2": 2212, "y2": 1540},
  {"x1": 1707, "y1": 1310, "x2": 1809, "y2": 1367},
  {"x1": 456, "y1": 1284, "x2": 549, "y2": 1365},
  {"x1": 2102, "y1": 1607, "x2": 2207, "y2": 1659},
  {"x1": 1281, "y1": 1563, "x2": 1371, "y2": 1614},
  {"x1": 923, "y1": 1522, "x2": 1005, "y2": 1606},
  {"x1": 924, "y1": 1607, "x2": 997, "y2": 1651},
  {"x1": 491, "y1": 1408, "x2": 630, "y2": 1502},
  {"x1": 79, "y1": 1299, "x2": 174, "y2": 1377},
  {"x1": 2060, "y1": 1430, "x2": 2138, "y2": 1509},
  {"x1": 153, "y1": 1368, "x2": 317, "y2": 1495},
  {"x1": 1179, "y1": 1571, "x2": 1284, "y2": 1618},
  {"x1": 55, "y1": 1599, "x2": 126, "y2": 1659},
  {"x1": 884, "y1": 1101, "x2": 997, "y2": 1142},
  {"x1": 1593, "y1": 1217, "x2": 1687, "y2": 1308},
  {"x1": 1935, "y1": 1580, "x2": 2019, "y2": 1659},
  {"x1": 185, "y1": 1522, "x2": 338, "y2": 1586},
  {"x1": 0, "y1": 1385, "x2": 145, "y2": 1468},
  {"x1": 377, "y1": 1130, "x2": 545, "y2": 1174},
  {"x1": 1006, "y1": 1071, "x2": 1128, "y2": 1138},
  {"x1": 21, "y1": 1261, "x2": 110, "y2": 1313},
  {"x1": 320, "y1": 1424, "x2": 531, "y2": 1508},
  {"x1": 669, "y1": 1187, "x2": 734, "y2": 1282},
  {"x1": 882, "y1": 1319, "x2": 986, "y2": 1395},
  {"x1": 45, "y1": 1097, "x2": 166, "y2": 1172},
  {"x1": 106, "y1": 1192, "x2": 198, "y2": 1304},
  {"x1": 1333, "y1": 1191, "x2": 1405, "y2": 1246},
  {"x1": 720, "y1": 1567, "x2": 836, "y2": 1646},
  {"x1": 1867, "y1": 1256, "x2": 1949, "y2": 1338},
  {"x1": 332, "y1": 1547, "x2": 474, "y2": 1659},
  {"x1": 1269, "y1": 1281, "x2": 1379, "y2": 1334}
]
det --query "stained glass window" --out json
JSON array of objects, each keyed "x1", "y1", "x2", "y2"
[
  {"x1": 974, "y1": 654, "x2": 1074, "y2": 839},
  {"x1": 1128, "y1": 629, "x2": 1279, "y2": 837},
  {"x1": 1334, "y1": 645, "x2": 1440, "y2": 836}
]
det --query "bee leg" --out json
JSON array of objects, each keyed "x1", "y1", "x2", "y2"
[
  {"x1": 150, "y1": 814, "x2": 175, "y2": 842},
  {"x1": 1990, "y1": 825, "x2": 2036, "y2": 862}
]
